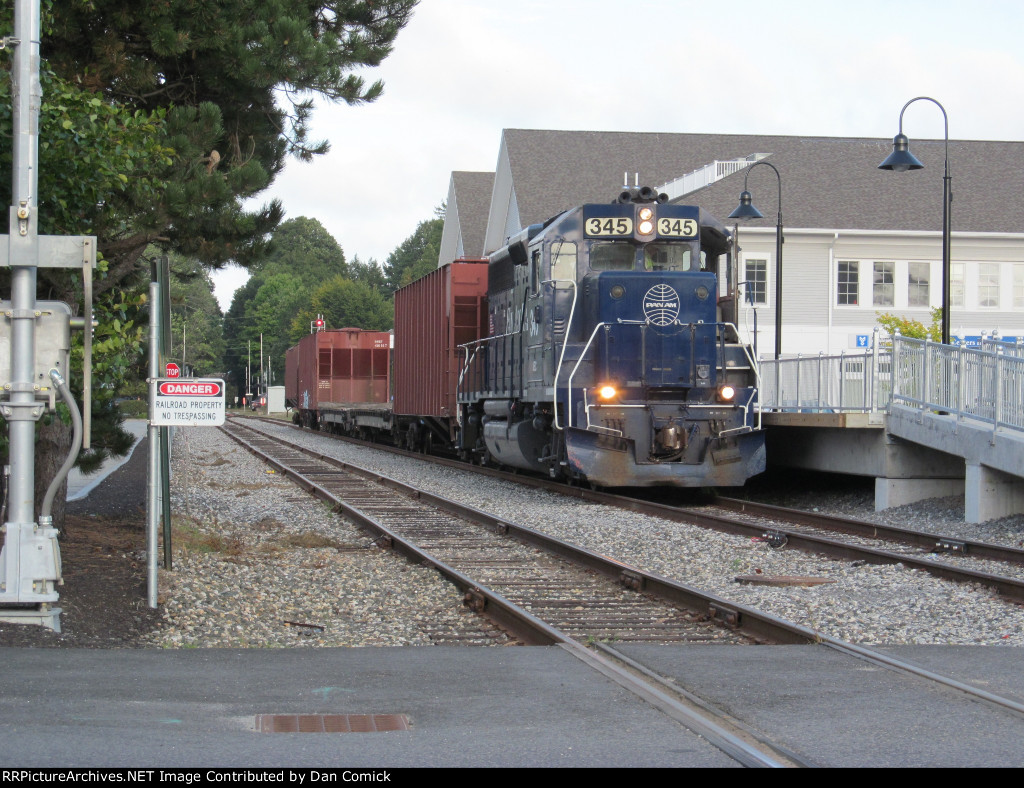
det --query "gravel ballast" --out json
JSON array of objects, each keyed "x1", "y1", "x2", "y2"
[
  {"x1": 148, "y1": 421, "x2": 1024, "y2": 646},
  {"x1": 186, "y1": 418, "x2": 1024, "y2": 649},
  {"x1": 146, "y1": 425, "x2": 510, "y2": 648}
]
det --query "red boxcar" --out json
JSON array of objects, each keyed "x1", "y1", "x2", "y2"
[
  {"x1": 393, "y1": 260, "x2": 488, "y2": 434},
  {"x1": 285, "y1": 328, "x2": 392, "y2": 414}
]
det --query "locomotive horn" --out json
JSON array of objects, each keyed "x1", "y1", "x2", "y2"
[
  {"x1": 616, "y1": 190, "x2": 634, "y2": 204},
  {"x1": 657, "y1": 192, "x2": 669, "y2": 204},
  {"x1": 637, "y1": 185, "x2": 658, "y2": 202}
]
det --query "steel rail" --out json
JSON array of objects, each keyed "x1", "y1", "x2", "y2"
[
  {"x1": 252, "y1": 415, "x2": 1024, "y2": 603},
  {"x1": 714, "y1": 495, "x2": 1024, "y2": 567},
  {"x1": 220, "y1": 420, "x2": 808, "y2": 767},
  {"x1": 225, "y1": 419, "x2": 815, "y2": 646}
]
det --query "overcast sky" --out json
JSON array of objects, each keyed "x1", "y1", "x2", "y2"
[{"x1": 213, "y1": 0, "x2": 1024, "y2": 309}]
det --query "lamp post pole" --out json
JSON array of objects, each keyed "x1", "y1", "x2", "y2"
[
  {"x1": 729, "y1": 162, "x2": 784, "y2": 359},
  {"x1": 878, "y1": 96, "x2": 951, "y2": 345}
]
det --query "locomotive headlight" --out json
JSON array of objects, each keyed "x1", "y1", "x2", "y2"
[
  {"x1": 719, "y1": 385, "x2": 736, "y2": 402},
  {"x1": 637, "y1": 207, "x2": 655, "y2": 235},
  {"x1": 597, "y1": 385, "x2": 618, "y2": 400}
]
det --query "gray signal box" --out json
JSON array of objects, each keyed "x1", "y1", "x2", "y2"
[{"x1": 0, "y1": 300, "x2": 71, "y2": 409}]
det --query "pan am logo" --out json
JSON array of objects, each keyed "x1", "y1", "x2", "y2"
[{"x1": 643, "y1": 284, "x2": 680, "y2": 327}]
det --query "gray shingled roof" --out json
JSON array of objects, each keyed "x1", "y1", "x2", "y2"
[
  {"x1": 451, "y1": 171, "x2": 495, "y2": 257},
  {"x1": 502, "y1": 129, "x2": 1024, "y2": 234}
]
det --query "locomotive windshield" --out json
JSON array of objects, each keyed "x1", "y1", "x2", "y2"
[
  {"x1": 644, "y1": 244, "x2": 693, "y2": 272},
  {"x1": 589, "y1": 241, "x2": 696, "y2": 272},
  {"x1": 590, "y1": 242, "x2": 635, "y2": 271}
]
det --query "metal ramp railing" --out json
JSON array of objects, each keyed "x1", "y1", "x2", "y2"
[{"x1": 758, "y1": 336, "x2": 1024, "y2": 439}]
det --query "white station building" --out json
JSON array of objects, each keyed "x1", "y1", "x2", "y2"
[{"x1": 439, "y1": 129, "x2": 1024, "y2": 357}]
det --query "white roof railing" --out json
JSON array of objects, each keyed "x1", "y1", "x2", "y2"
[{"x1": 656, "y1": 153, "x2": 770, "y2": 202}]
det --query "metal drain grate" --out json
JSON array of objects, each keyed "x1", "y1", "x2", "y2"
[{"x1": 255, "y1": 714, "x2": 410, "y2": 733}]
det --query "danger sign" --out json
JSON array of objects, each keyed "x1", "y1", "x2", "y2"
[
  {"x1": 150, "y1": 377, "x2": 225, "y2": 426},
  {"x1": 158, "y1": 381, "x2": 222, "y2": 396}
]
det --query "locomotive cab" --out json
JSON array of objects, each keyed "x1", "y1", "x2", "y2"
[{"x1": 457, "y1": 189, "x2": 765, "y2": 488}]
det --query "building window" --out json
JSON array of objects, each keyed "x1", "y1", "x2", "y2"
[
  {"x1": 979, "y1": 263, "x2": 1000, "y2": 307},
  {"x1": 951, "y1": 262, "x2": 965, "y2": 308},
  {"x1": 1014, "y1": 264, "x2": 1024, "y2": 309},
  {"x1": 908, "y1": 262, "x2": 930, "y2": 307},
  {"x1": 744, "y1": 258, "x2": 767, "y2": 305},
  {"x1": 837, "y1": 261, "x2": 858, "y2": 305},
  {"x1": 873, "y1": 262, "x2": 894, "y2": 306}
]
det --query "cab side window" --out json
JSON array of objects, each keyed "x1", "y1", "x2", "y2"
[{"x1": 551, "y1": 241, "x2": 577, "y2": 288}]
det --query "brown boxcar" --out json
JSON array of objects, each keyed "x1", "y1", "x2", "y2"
[
  {"x1": 393, "y1": 260, "x2": 488, "y2": 436},
  {"x1": 285, "y1": 328, "x2": 392, "y2": 415}
]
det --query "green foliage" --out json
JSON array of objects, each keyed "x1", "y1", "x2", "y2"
[
  {"x1": 252, "y1": 217, "x2": 348, "y2": 284},
  {"x1": 117, "y1": 399, "x2": 148, "y2": 418},
  {"x1": 71, "y1": 287, "x2": 149, "y2": 472},
  {"x1": 169, "y1": 255, "x2": 226, "y2": 377},
  {"x1": 0, "y1": 66, "x2": 172, "y2": 242},
  {"x1": 876, "y1": 307, "x2": 943, "y2": 341},
  {"x1": 297, "y1": 275, "x2": 392, "y2": 336},
  {"x1": 383, "y1": 209, "x2": 445, "y2": 291},
  {"x1": 0, "y1": 1, "x2": 417, "y2": 522},
  {"x1": 41, "y1": 0, "x2": 419, "y2": 161},
  {"x1": 348, "y1": 255, "x2": 387, "y2": 291}
]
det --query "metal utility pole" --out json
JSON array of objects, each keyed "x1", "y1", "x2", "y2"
[
  {"x1": 0, "y1": 0, "x2": 95, "y2": 631},
  {"x1": 1, "y1": 0, "x2": 51, "y2": 625}
]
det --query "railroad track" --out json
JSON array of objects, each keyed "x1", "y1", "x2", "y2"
[
  {"x1": 253, "y1": 415, "x2": 1024, "y2": 605},
  {"x1": 221, "y1": 417, "x2": 1024, "y2": 768},
  {"x1": 221, "y1": 418, "x2": 818, "y2": 767},
  {"x1": 222, "y1": 418, "x2": 798, "y2": 648}
]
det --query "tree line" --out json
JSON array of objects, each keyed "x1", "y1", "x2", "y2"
[
  {"x1": 0, "y1": 0, "x2": 419, "y2": 526},
  {"x1": 220, "y1": 211, "x2": 443, "y2": 397}
]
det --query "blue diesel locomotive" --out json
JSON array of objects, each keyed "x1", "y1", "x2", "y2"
[{"x1": 456, "y1": 188, "x2": 765, "y2": 487}]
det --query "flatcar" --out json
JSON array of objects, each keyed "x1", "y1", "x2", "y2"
[{"x1": 287, "y1": 188, "x2": 765, "y2": 488}]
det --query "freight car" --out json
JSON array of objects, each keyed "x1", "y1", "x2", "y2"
[
  {"x1": 285, "y1": 327, "x2": 392, "y2": 430},
  {"x1": 287, "y1": 189, "x2": 765, "y2": 488}
]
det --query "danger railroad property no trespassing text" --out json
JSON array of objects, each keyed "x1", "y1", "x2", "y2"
[{"x1": 150, "y1": 378, "x2": 226, "y2": 427}]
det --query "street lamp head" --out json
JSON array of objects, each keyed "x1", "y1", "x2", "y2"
[
  {"x1": 878, "y1": 132, "x2": 924, "y2": 172},
  {"x1": 728, "y1": 190, "x2": 764, "y2": 220}
]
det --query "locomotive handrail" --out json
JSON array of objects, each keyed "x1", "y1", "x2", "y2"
[
  {"x1": 548, "y1": 278, "x2": 579, "y2": 432},
  {"x1": 456, "y1": 328, "x2": 526, "y2": 423},
  {"x1": 564, "y1": 321, "x2": 611, "y2": 429},
  {"x1": 565, "y1": 321, "x2": 762, "y2": 433}
]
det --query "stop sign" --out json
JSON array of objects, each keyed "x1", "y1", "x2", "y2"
[{"x1": 165, "y1": 362, "x2": 181, "y2": 378}]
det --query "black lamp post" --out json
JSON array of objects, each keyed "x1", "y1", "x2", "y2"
[
  {"x1": 879, "y1": 96, "x2": 952, "y2": 345},
  {"x1": 729, "y1": 162, "x2": 784, "y2": 359}
]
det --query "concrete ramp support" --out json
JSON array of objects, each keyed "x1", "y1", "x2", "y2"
[
  {"x1": 767, "y1": 409, "x2": 1024, "y2": 523},
  {"x1": 884, "y1": 405, "x2": 1024, "y2": 524},
  {"x1": 966, "y1": 463, "x2": 1024, "y2": 524},
  {"x1": 875, "y1": 476, "x2": 965, "y2": 510}
]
